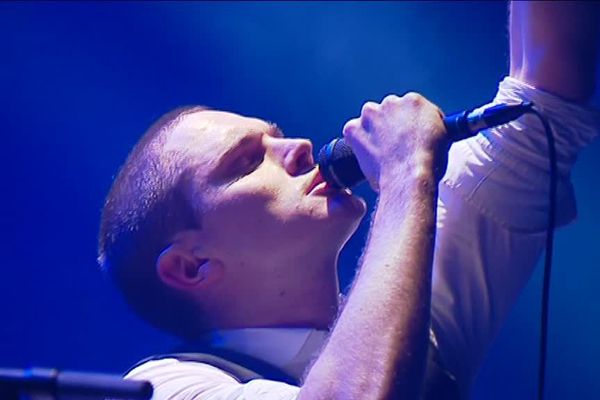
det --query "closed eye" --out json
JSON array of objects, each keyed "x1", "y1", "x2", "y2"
[
  {"x1": 210, "y1": 129, "x2": 271, "y2": 186},
  {"x1": 238, "y1": 151, "x2": 264, "y2": 176},
  {"x1": 225, "y1": 147, "x2": 265, "y2": 185}
]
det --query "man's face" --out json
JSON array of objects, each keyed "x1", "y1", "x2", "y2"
[{"x1": 169, "y1": 110, "x2": 366, "y2": 270}]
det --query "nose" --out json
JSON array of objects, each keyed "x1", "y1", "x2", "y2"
[{"x1": 270, "y1": 137, "x2": 315, "y2": 176}]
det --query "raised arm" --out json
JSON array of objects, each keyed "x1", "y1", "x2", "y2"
[
  {"x1": 300, "y1": 94, "x2": 448, "y2": 400},
  {"x1": 510, "y1": 1, "x2": 600, "y2": 102},
  {"x1": 430, "y1": 1, "x2": 600, "y2": 395}
]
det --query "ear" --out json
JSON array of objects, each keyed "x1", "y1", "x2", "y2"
[{"x1": 156, "y1": 245, "x2": 223, "y2": 292}]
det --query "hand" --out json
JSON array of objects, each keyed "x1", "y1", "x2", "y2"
[{"x1": 342, "y1": 93, "x2": 449, "y2": 192}]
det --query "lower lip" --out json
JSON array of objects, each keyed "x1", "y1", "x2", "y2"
[{"x1": 309, "y1": 181, "x2": 344, "y2": 196}]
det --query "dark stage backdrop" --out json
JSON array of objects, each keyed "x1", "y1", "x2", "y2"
[{"x1": 1, "y1": 2, "x2": 598, "y2": 399}]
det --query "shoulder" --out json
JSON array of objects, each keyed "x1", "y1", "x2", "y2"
[
  {"x1": 125, "y1": 358, "x2": 300, "y2": 400},
  {"x1": 126, "y1": 357, "x2": 238, "y2": 382}
]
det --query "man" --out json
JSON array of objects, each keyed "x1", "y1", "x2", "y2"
[{"x1": 98, "y1": 2, "x2": 599, "y2": 399}]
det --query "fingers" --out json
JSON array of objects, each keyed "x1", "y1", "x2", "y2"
[
  {"x1": 360, "y1": 101, "x2": 379, "y2": 132},
  {"x1": 345, "y1": 93, "x2": 419, "y2": 137},
  {"x1": 402, "y1": 91, "x2": 426, "y2": 106},
  {"x1": 354, "y1": 93, "x2": 428, "y2": 119},
  {"x1": 342, "y1": 118, "x2": 360, "y2": 139},
  {"x1": 343, "y1": 94, "x2": 407, "y2": 146},
  {"x1": 381, "y1": 94, "x2": 402, "y2": 110},
  {"x1": 341, "y1": 91, "x2": 447, "y2": 193},
  {"x1": 342, "y1": 117, "x2": 379, "y2": 191},
  {"x1": 342, "y1": 117, "x2": 370, "y2": 154}
]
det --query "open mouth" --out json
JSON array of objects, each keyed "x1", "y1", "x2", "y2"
[
  {"x1": 305, "y1": 169, "x2": 326, "y2": 195},
  {"x1": 306, "y1": 169, "x2": 348, "y2": 196}
]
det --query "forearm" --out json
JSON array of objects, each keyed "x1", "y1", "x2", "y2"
[{"x1": 300, "y1": 169, "x2": 438, "y2": 400}]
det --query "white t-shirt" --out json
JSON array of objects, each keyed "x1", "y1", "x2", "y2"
[{"x1": 126, "y1": 77, "x2": 600, "y2": 399}]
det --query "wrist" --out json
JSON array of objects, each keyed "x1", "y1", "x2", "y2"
[
  {"x1": 375, "y1": 165, "x2": 438, "y2": 234},
  {"x1": 378, "y1": 153, "x2": 438, "y2": 197}
]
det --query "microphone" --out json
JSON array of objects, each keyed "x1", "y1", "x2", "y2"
[
  {"x1": 317, "y1": 101, "x2": 533, "y2": 189},
  {"x1": 0, "y1": 367, "x2": 153, "y2": 399}
]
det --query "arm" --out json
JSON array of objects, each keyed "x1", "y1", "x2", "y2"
[
  {"x1": 430, "y1": 1, "x2": 600, "y2": 393},
  {"x1": 300, "y1": 94, "x2": 448, "y2": 400},
  {"x1": 510, "y1": 1, "x2": 600, "y2": 102},
  {"x1": 303, "y1": 4, "x2": 599, "y2": 397}
]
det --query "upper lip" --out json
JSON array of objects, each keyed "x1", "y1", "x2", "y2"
[{"x1": 305, "y1": 168, "x2": 326, "y2": 195}]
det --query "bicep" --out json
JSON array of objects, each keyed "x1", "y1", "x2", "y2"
[{"x1": 509, "y1": 1, "x2": 600, "y2": 102}]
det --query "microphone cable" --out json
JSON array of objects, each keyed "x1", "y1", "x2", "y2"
[{"x1": 525, "y1": 106, "x2": 557, "y2": 400}]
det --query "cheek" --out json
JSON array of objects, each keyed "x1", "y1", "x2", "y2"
[
  {"x1": 224, "y1": 173, "x2": 301, "y2": 221},
  {"x1": 204, "y1": 185, "x2": 284, "y2": 246}
]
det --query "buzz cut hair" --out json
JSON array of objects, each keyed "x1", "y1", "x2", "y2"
[{"x1": 98, "y1": 105, "x2": 209, "y2": 339}]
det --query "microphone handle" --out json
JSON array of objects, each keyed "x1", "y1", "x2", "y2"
[
  {"x1": 444, "y1": 101, "x2": 532, "y2": 141},
  {"x1": 318, "y1": 101, "x2": 533, "y2": 189}
]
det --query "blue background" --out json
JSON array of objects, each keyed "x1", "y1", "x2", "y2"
[{"x1": 1, "y1": 2, "x2": 598, "y2": 399}]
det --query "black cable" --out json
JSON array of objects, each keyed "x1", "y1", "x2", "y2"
[{"x1": 525, "y1": 107, "x2": 557, "y2": 400}]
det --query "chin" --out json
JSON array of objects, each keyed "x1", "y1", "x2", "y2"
[
  {"x1": 326, "y1": 191, "x2": 367, "y2": 220},
  {"x1": 319, "y1": 197, "x2": 366, "y2": 246}
]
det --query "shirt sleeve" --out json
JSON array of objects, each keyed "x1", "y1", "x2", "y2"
[
  {"x1": 124, "y1": 358, "x2": 300, "y2": 400},
  {"x1": 430, "y1": 77, "x2": 600, "y2": 395}
]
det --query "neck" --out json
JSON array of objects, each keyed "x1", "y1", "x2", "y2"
[{"x1": 213, "y1": 250, "x2": 341, "y2": 330}]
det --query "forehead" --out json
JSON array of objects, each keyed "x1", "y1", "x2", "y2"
[{"x1": 163, "y1": 110, "x2": 270, "y2": 166}]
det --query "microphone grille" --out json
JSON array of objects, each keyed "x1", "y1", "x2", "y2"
[{"x1": 317, "y1": 138, "x2": 365, "y2": 189}]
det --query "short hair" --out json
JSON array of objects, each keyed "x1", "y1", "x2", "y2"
[{"x1": 98, "y1": 105, "x2": 209, "y2": 339}]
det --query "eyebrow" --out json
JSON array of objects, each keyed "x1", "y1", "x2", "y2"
[
  {"x1": 208, "y1": 124, "x2": 278, "y2": 182},
  {"x1": 267, "y1": 122, "x2": 284, "y2": 138},
  {"x1": 223, "y1": 122, "x2": 283, "y2": 161},
  {"x1": 218, "y1": 134, "x2": 260, "y2": 166},
  {"x1": 217, "y1": 122, "x2": 283, "y2": 170}
]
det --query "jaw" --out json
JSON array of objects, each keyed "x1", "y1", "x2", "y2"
[{"x1": 210, "y1": 242, "x2": 342, "y2": 331}]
